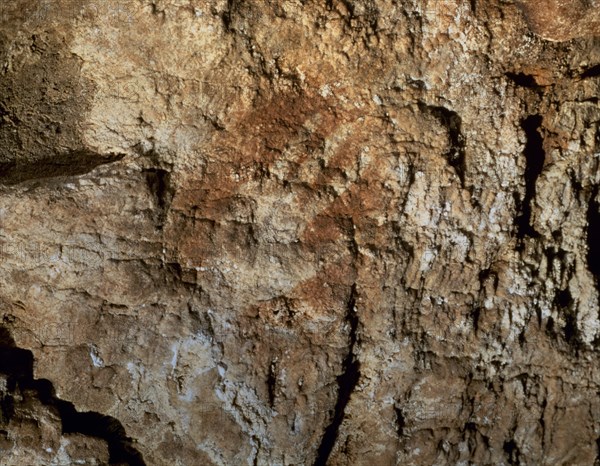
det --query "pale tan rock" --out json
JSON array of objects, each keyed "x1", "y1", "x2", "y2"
[
  {"x1": 516, "y1": 0, "x2": 600, "y2": 41},
  {"x1": 0, "y1": 1, "x2": 598, "y2": 465}
]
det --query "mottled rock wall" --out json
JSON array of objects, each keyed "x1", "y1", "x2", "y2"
[{"x1": 0, "y1": 1, "x2": 598, "y2": 465}]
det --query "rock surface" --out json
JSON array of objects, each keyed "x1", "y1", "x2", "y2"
[{"x1": 0, "y1": 1, "x2": 598, "y2": 465}]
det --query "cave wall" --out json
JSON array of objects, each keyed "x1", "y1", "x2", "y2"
[{"x1": 0, "y1": 1, "x2": 599, "y2": 465}]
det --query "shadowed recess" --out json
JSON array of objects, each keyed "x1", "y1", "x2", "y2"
[
  {"x1": 586, "y1": 186, "x2": 600, "y2": 281},
  {"x1": 0, "y1": 150, "x2": 124, "y2": 185},
  {"x1": 0, "y1": 326, "x2": 145, "y2": 465},
  {"x1": 581, "y1": 64, "x2": 600, "y2": 79},
  {"x1": 515, "y1": 115, "x2": 544, "y2": 243}
]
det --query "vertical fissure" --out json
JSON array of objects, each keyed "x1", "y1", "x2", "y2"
[
  {"x1": 267, "y1": 359, "x2": 277, "y2": 408},
  {"x1": 314, "y1": 283, "x2": 361, "y2": 466},
  {"x1": 515, "y1": 115, "x2": 545, "y2": 243},
  {"x1": 586, "y1": 185, "x2": 600, "y2": 281},
  {"x1": 394, "y1": 405, "x2": 406, "y2": 438},
  {"x1": 586, "y1": 185, "x2": 600, "y2": 329},
  {"x1": 144, "y1": 167, "x2": 173, "y2": 229}
]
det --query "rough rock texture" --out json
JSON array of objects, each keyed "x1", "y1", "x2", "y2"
[{"x1": 0, "y1": 1, "x2": 598, "y2": 465}]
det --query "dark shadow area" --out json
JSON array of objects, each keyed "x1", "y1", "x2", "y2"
[
  {"x1": 505, "y1": 72, "x2": 542, "y2": 89},
  {"x1": 580, "y1": 64, "x2": 600, "y2": 79},
  {"x1": 586, "y1": 186, "x2": 600, "y2": 282},
  {"x1": 515, "y1": 115, "x2": 544, "y2": 244},
  {"x1": 0, "y1": 150, "x2": 124, "y2": 186},
  {"x1": 587, "y1": 186, "x2": 600, "y2": 347},
  {"x1": 394, "y1": 406, "x2": 406, "y2": 438},
  {"x1": 0, "y1": 326, "x2": 145, "y2": 465},
  {"x1": 503, "y1": 438, "x2": 520, "y2": 465},
  {"x1": 143, "y1": 167, "x2": 173, "y2": 228}
]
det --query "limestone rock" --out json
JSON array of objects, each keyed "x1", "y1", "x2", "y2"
[{"x1": 0, "y1": 1, "x2": 598, "y2": 465}]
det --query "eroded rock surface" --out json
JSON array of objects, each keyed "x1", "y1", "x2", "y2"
[{"x1": 0, "y1": 1, "x2": 598, "y2": 465}]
